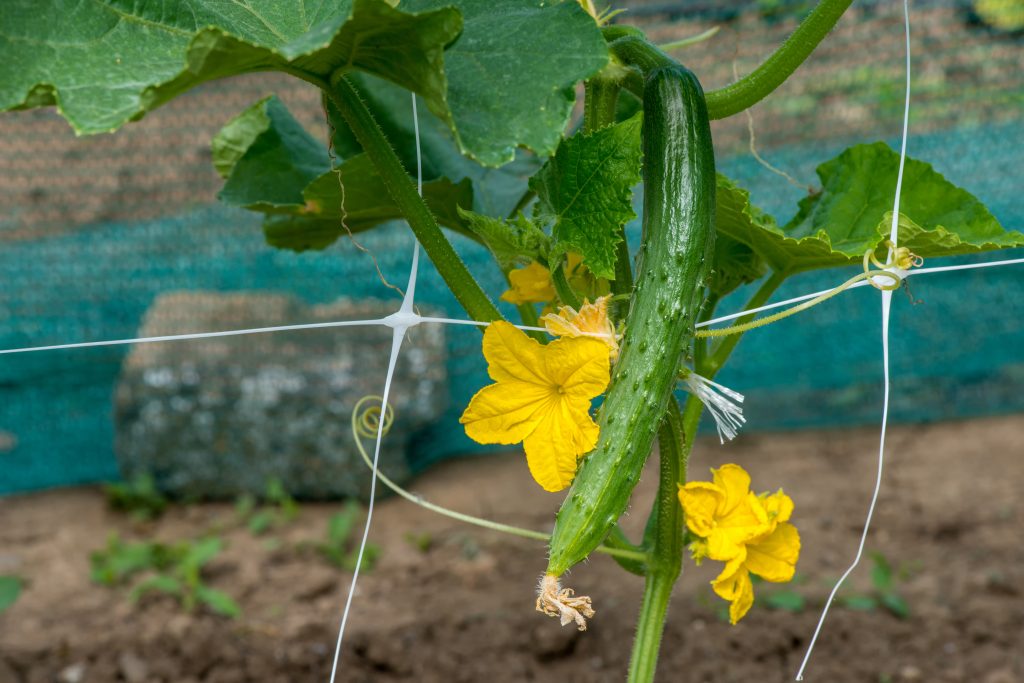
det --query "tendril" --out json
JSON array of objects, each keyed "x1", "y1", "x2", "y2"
[
  {"x1": 348, "y1": 396, "x2": 647, "y2": 563},
  {"x1": 696, "y1": 243, "x2": 921, "y2": 339}
]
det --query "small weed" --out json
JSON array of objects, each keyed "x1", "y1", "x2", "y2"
[
  {"x1": 235, "y1": 479, "x2": 300, "y2": 536},
  {"x1": 836, "y1": 551, "x2": 912, "y2": 619},
  {"x1": 103, "y1": 474, "x2": 168, "y2": 521},
  {"x1": 90, "y1": 534, "x2": 240, "y2": 618},
  {"x1": 0, "y1": 575, "x2": 23, "y2": 614},
  {"x1": 315, "y1": 501, "x2": 379, "y2": 571},
  {"x1": 404, "y1": 531, "x2": 434, "y2": 554}
]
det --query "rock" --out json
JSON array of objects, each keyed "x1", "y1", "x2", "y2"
[
  {"x1": 117, "y1": 652, "x2": 148, "y2": 683},
  {"x1": 57, "y1": 663, "x2": 84, "y2": 683},
  {"x1": 115, "y1": 293, "x2": 447, "y2": 501}
]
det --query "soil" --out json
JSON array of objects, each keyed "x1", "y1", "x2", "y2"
[{"x1": 1, "y1": 416, "x2": 1022, "y2": 683}]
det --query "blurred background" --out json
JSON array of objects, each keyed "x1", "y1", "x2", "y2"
[{"x1": 1, "y1": 1, "x2": 1022, "y2": 682}]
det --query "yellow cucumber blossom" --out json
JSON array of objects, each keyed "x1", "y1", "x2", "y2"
[
  {"x1": 679, "y1": 464, "x2": 801, "y2": 624},
  {"x1": 460, "y1": 321, "x2": 610, "y2": 492},
  {"x1": 501, "y1": 262, "x2": 556, "y2": 305},
  {"x1": 540, "y1": 295, "x2": 619, "y2": 360}
]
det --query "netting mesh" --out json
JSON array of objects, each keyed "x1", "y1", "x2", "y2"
[{"x1": 1, "y1": 0, "x2": 1022, "y2": 496}]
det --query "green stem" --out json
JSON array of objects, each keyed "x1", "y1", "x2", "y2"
[
  {"x1": 704, "y1": 0, "x2": 853, "y2": 119},
  {"x1": 627, "y1": 401, "x2": 686, "y2": 683},
  {"x1": 583, "y1": 76, "x2": 621, "y2": 133},
  {"x1": 325, "y1": 75, "x2": 502, "y2": 323},
  {"x1": 704, "y1": 270, "x2": 787, "y2": 378},
  {"x1": 606, "y1": 0, "x2": 853, "y2": 119},
  {"x1": 550, "y1": 257, "x2": 582, "y2": 309}
]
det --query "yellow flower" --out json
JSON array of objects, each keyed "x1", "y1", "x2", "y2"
[
  {"x1": 460, "y1": 321, "x2": 610, "y2": 492},
  {"x1": 501, "y1": 254, "x2": 597, "y2": 306},
  {"x1": 540, "y1": 295, "x2": 619, "y2": 360},
  {"x1": 679, "y1": 464, "x2": 801, "y2": 624},
  {"x1": 501, "y1": 262, "x2": 556, "y2": 305}
]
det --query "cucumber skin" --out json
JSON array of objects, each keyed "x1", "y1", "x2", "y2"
[{"x1": 547, "y1": 66, "x2": 715, "y2": 576}]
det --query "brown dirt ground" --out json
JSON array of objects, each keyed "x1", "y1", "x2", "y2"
[{"x1": 1, "y1": 416, "x2": 1022, "y2": 683}]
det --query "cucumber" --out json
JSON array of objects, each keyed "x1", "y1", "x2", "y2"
[{"x1": 545, "y1": 65, "x2": 716, "y2": 579}]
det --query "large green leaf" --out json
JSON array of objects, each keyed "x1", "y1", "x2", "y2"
[
  {"x1": 709, "y1": 235, "x2": 766, "y2": 298},
  {"x1": 213, "y1": 96, "x2": 330, "y2": 212},
  {"x1": 714, "y1": 175, "x2": 833, "y2": 273},
  {"x1": 0, "y1": 0, "x2": 460, "y2": 134},
  {"x1": 257, "y1": 156, "x2": 474, "y2": 252},
  {"x1": 214, "y1": 95, "x2": 472, "y2": 251},
  {"x1": 401, "y1": 0, "x2": 609, "y2": 166},
  {"x1": 327, "y1": 73, "x2": 541, "y2": 218},
  {"x1": 718, "y1": 143, "x2": 1024, "y2": 273},
  {"x1": 529, "y1": 112, "x2": 644, "y2": 279}
]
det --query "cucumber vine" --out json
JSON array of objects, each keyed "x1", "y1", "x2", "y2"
[{"x1": 3, "y1": 1, "x2": 1023, "y2": 681}]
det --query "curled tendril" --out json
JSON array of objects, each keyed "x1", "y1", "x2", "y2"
[
  {"x1": 696, "y1": 243, "x2": 923, "y2": 339},
  {"x1": 345, "y1": 398, "x2": 647, "y2": 563},
  {"x1": 352, "y1": 395, "x2": 395, "y2": 440}
]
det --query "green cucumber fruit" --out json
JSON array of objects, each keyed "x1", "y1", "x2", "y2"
[{"x1": 546, "y1": 65, "x2": 716, "y2": 578}]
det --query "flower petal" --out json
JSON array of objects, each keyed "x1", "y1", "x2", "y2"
[
  {"x1": 712, "y1": 560, "x2": 755, "y2": 625},
  {"x1": 522, "y1": 398, "x2": 600, "y2": 492},
  {"x1": 711, "y1": 464, "x2": 753, "y2": 514},
  {"x1": 481, "y1": 321, "x2": 549, "y2": 385},
  {"x1": 543, "y1": 336, "x2": 611, "y2": 399},
  {"x1": 678, "y1": 482, "x2": 725, "y2": 538},
  {"x1": 760, "y1": 489, "x2": 795, "y2": 525},
  {"x1": 705, "y1": 492, "x2": 769, "y2": 562},
  {"x1": 460, "y1": 382, "x2": 554, "y2": 445},
  {"x1": 501, "y1": 262, "x2": 555, "y2": 304},
  {"x1": 745, "y1": 522, "x2": 800, "y2": 583}
]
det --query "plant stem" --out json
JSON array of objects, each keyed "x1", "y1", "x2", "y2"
[
  {"x1": 325, "y1": 75, "x2": 503, "y2": 323},
  {"x1": 550, "y1": 257, "x2": 582, "y2": 309},
  {"x1": 627, "y1": 401, "x2": 686, "y2": 683},
  {"x1": 704, "y1": 0, "x2": 853, "y2": 119},
  {"x1": 583, "y1": 76, "x2": 621, "y2": 133},
  {"x1": 605, "y1": 0, "x2": 853, "y2": 119}
]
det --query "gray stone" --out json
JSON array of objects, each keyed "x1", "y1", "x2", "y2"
[{"x1": 114, "y1": 292, "x2": 447, "y2": 501}]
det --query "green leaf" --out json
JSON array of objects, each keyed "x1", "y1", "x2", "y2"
[
  {"x1": 0, "y1": 0, "x2": 461, "y2": 135},
  {"x1": 839, "y1": 595, "x2": 878, "y2": 612},
  {"x1": 710, "y1": 234, "x2": 767, "y2": 298},
  {"x1": 763, "y1": 590, "x2": 806, "y2": 613},
  {"x1": 529, "y1": 112, "x2": 644, "y2": 279},
  {"x1": 327, "y1": 72, "x2": 542, "y2": 218},
  {"x1": 215, "y1": 96, "x2": 331, "y2": 210},
  {"x1": 718, "y1": 143, "x2": 1024, "y2": 274},
  {"x1": 213, "y1": 97, "x2": 475, "y2": 251},
  {"x1": 0, "y1": 576, "x2": 23, "y2": 614},
  {"x1": 880, "y1": 592, "x2": 910, "y2": 619},
  {"x1": 195, "y1": 586, "x2": 242, "y2": 618},
  {"x1": 90, "y1": 536, "x2": 158, "y2": 586},
  {"x1": 459, "y1": 209, "x2": 550, "y2": 272},
  {"x1": 870, "y1": 552, "x2": 893, "y2": 591},
  {"x1": 784, "y1": 142, "x2": 1024, "y2": 268},
  {"x1": 401, "y1": 0, "x2": 609, "y2": 166},
  {"x1": 264, "y1": 155, "x2": 474, "y2": 251},
  {"x1": 183, "y1": 538, "x2": 223, "y2": 569},
  {"x1": 130, "y1": 575, "x2": 183, "y2": 602},
  {"x1": 715, "y1": 174, "x2": 832, "y2": 274}
]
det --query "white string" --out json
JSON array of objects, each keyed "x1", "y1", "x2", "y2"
[
  {"x1": 4, "y1": 256, "x2": 1023, "y2": 356},
  {"x1": 795, "y1": 1, "x2": 911, "y2": 678},
  {"x1": 0, "y1": 319, "x2": 388, "y2": 355},
  {"x1": 327, "y1": 92, "x2": 425, "y2": 683}
]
